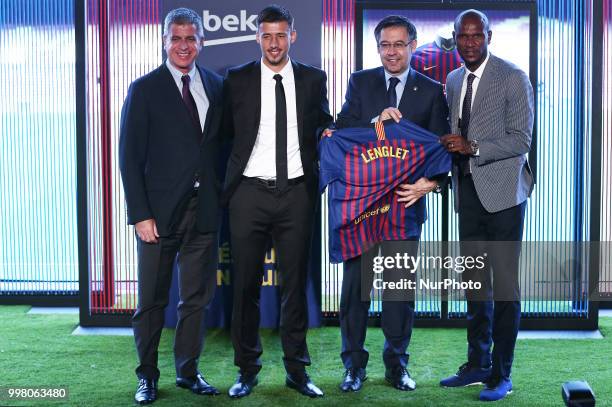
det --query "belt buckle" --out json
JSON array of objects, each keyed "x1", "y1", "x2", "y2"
[{"x1": 264, "y1": 178, "x2": 277, "y2": 189}]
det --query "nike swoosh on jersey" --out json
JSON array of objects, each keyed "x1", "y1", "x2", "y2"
[{"x1": 423, "y1": 65, "x2": 437, "y2": 71}]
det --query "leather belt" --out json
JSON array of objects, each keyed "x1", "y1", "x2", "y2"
[{"x1": 242, "y1": 175, "x2": 304, "y2": 189}]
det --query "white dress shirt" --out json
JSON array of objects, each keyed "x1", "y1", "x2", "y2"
[
  {"x1": 459, "y1": 53, "x2": 490, "y2": 115},
  {"x1": 243, "y1": 58, "x2": 303, "y2": 180},
  {"x1": 165, "y1": 59, "x2": 209, "y2": 133}
]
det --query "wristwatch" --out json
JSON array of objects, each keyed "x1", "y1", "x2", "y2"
[{"x1": 469, "y1": 139, "x2": 479, "y2": 156}]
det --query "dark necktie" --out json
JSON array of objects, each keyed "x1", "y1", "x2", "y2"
[
  {"x1": 460, "y1": 73, "x2": 476, "y2": 138},
  {"x1": 181, "y1": 74, "x2": 201, "y2": 132},
  {"x1": 459, "y1": 73, "x2": 476, "y2": 175},
  {"x1": 273, "y1": 74, "x2": 288, "y2": 190},
  {"x1": 386, "y1": 76, "x2": 400, "y2": 108}
]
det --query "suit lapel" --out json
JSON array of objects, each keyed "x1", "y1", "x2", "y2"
[
  {"x1": 160, "y1": 64, "x2": 185, "y2": 110},
  {"x1": 397, "y1": 69, "x2": 418, "y2": 113},
  {"x1": 292, "y1": 60, "x2": 305, "y2": 146},
  {"x1": 248, "y1": 61, "x2": 262, "y2": 148},
  {"x1": 197, "y1": 65, "x2": 214, "y2": 143},
  {"x1": 450, "y1": 67, "x2": 465, "y2": 134},
  {"x1": 470, "y1": 55, "x2": 496, "y2": 118},
  {"x1": 375, "y1": 67, "x2": 388, "y2": 111}
]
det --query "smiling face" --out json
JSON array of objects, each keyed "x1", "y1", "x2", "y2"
[
  {"x1": 163, "y1": 23, "x2": 203, "y2": 73},
  {"x1": 377, "y1": 25, "x2": 416, "y2": 75},
  {"x1": 454, "y1": 15, "x2": 491, "y2": 71},
  {"x1": 256, "y1": 21, "x2": 296, "y2": 72}
]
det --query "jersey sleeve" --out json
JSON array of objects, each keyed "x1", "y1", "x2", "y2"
[
  {"x1": 423, "y1": 137, "x2": 452, "y2": 179},
  {"x1": 318, "y1": 135, "x2": 342, "y2": 193}
]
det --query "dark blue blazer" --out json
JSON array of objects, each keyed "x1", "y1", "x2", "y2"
[
  {"x1": 119, "y1": 63, "x2": 224, "y2": 236},
  {"x1": 336, "y1": 66, "x2": 449, "y2": 137}
]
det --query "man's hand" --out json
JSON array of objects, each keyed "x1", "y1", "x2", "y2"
[
  {"x1": 322, "y1": 128, "x2": 335, "y2": 137},
  {"x1": 379, "y1": 107, "x2": 403, "y2": 123},
  {"x1": 135, "y1": 219, "x2": 159, "y2": 243},
  {"x1": 440, "y1": 134, "x2": 471, "y2": 155},
  {"x1": 395, "y1": 177, "x2": 438, "y2": 208}
]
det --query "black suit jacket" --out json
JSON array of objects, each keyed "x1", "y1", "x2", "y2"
[
  {"x1": 222, "y1": 60, "x2": 333, "y2": 203},
  {"x1": 119, "y1": 63, "x2": 224, "y2": 236},
  {"x1": 335, "y1": 66, "x2": 450, "y2": 226},
  {"x1": 336, "y1": 66, "x2": 449, "y2": 136}
]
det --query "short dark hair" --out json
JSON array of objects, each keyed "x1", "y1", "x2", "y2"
[
  {"x1": 256, "y1": 4, "x2": 294, "y2": 30},
  {"x1": 454, "y1": 9, "x2": 490, "y2": 33},
  {"x1": 163, "y1": 8, "x2": 204, "y2": 39},
  {"x1": 374, "y1": 15, "x2": 417, "y2": 44}
]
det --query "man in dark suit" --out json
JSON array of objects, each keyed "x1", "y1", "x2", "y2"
[
  {"x1": 119, "y1": 8, "x2": 224, "y2": 405},
  {"x1": 439, "y1": 10, "x2": 534, "y2": 402},
  {"x1": 222, "y1": 5, "x2": 332, "y2": 399},
  {"x1": 334, "y1": 15, "x2": 449, "y2": 393}
]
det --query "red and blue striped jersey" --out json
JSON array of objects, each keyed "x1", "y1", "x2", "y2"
[
  {"x1": 410, "y1": 42, "x2": 463, "y2": 85},
  {"x1": 319, "y1": 119, "x2": 451, "y2": 263}
]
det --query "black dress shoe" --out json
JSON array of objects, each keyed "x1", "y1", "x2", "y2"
[
  {"x1": 385, "y1": 367, "x2": 416, "y2": 391},
  {"x1": 176, "y1": 372, "x2": 220, "y2": 395},
  {"x1": 339, "y1": 368, "x2": 367, "y2": 392},
  {"x1": 286, "y1": 372, "x2": 324, "y2": 398},
  {"x1": 134, "y1": 378, "x2": 157, "y2": 405},
  {"x1": 228, "y1": 373, "x2": 258, "y2": 398}
]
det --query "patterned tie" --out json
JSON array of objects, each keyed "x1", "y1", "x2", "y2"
[
  {"x1": 181, "y1": 74, "x2": 201, "y2": 132},
  {"x1": 273, "y1": 74, "x2": 288, "y2": 190},
  {"x1": 460, "y1": 73, "x2": 476, "y2": 138},
  {"x1": 386, "y1": 76, "x2": 400, "y2": 108}
]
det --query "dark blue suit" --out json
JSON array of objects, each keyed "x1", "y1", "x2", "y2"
[
  {"x1": 335, "y1": 66, "x2": 449, "y2": 370},
  {"x1": 119, "y1": 64, "x2": 223, "y2": 236},
  {"x1": 119, "y1": 63, "x2": 224, "y2": 381}
]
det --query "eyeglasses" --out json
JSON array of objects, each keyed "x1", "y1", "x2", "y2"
[{"x1": 377, "y1": 40, "x2": 414, "y2": 52}]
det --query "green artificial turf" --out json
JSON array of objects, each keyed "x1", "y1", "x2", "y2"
[{"x1": 0, "y1": 305, "x2": 610, "y2": 406}]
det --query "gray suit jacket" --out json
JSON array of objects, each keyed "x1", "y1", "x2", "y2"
[{"x1": 446, "y1": 54, "x2": 535, "y2": 213}]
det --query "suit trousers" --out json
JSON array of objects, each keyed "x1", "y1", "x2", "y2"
[
  {"x1": 340, "y1": 240, "x2": 418, "y2": 370},
  {"x1": 229, "y1": 178, "x2": 315, "y2": 376},
  {"x1": 458, "y1": 174, "x2": 525, "y2": 381},
  {"x1": 132, "y1": 195, "x2": 218, "y2": 380}
]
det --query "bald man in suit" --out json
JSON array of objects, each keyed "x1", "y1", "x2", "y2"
[{"x1": 439, "y1": 9, "x2": 534, "y2": 402}]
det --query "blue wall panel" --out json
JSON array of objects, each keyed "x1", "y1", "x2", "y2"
[{"x1": 0, "y1": 0, "x2": 77, "y2": 295}]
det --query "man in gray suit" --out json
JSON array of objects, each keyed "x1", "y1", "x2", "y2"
[{"x1": 439, "y1": 9, "x2": 534, "y2": 402}]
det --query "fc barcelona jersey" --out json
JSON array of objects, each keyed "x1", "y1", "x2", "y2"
[
  {"x1": 410, "y1": 42, "x2": 463, "y2": 85},
  {"x1": 319, "y1": 119, "x2": 451, "y2": 263}
]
